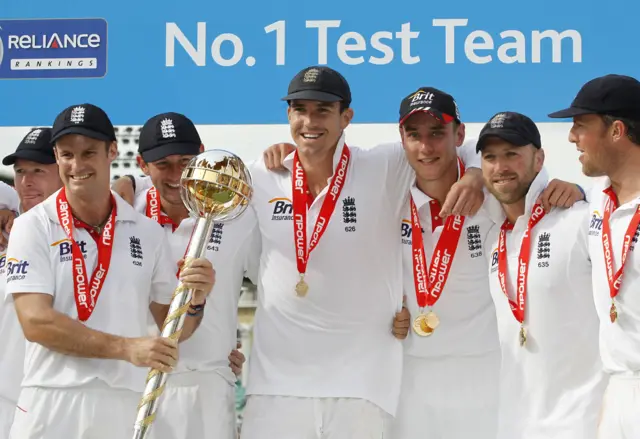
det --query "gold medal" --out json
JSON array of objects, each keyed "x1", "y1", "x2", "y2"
[
  {"x1": 519, "y1": 325, "x2": 527, "y2": 347},
  {"x1": 610, "y1": 301, "x2": 618, "y2": 323},
  {"x1": 412, "y1": 314, "x2": 434, "y2": 337},
  {"x1": 425, "y1": 311, "x2": 440, "y2": 330},
  {"x1": 295, "y1": 279, "x2": 309, "y2": 297}
]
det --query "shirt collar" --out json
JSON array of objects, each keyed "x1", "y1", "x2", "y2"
[
  {"x1": 486, "y1": 167, "x2": 550, "y2": 225},
  {"x1": 409, "y1": 157, "x2": 465, "y2": 211},
  {"x1": 45, "y1": 188, "x2": 139, "y2": 225},
  {"x1": 595, "y1": 175, "x2": 640, "y2": 210}
]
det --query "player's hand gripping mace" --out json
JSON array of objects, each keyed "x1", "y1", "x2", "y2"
[{"x1": 132, "y1": 150, "x2": 253, "y2": 439}]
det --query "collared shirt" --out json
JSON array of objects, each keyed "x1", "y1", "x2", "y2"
[
  {"x1": 246, "y1": 133, "x2": 479, "y2": 416},
  {"x1": 4, "y1": 190, "x2": 175, "y2": 392},
  {"x1": 485, "y1": 168, "x2": 607, "y2": 439},
  {"x1": 401, "y1": 158, "x2": 499, "y2": 358},
  {"x1": 588, "y1": 176, "x2": 640, "y2": 375},
  {"x1": 133, "y1": 183, "x2": 260, "y2": 382}
]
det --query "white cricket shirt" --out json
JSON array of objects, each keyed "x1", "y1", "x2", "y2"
[
  {"x1": 485, "y1": 168, "x2": 607, "y2": 439},
  {"x1": 246, "y1": 133, "x2": 480, "y2": 416},
  {"x1": 133, "y1": 182, "x2": 260, "y2": 383},
  {"x1": 401, "y1": 178, "x2": 499, "y2": 358},
  {"x1": 0, "y1": 188, "x2": 23, "y2": 402},
  {"x1": 4, "y1": 190, "x2": 176, "y2": 392},
  {"x1": 588, "y1": 177, "x2": 640, "y2": 376}
]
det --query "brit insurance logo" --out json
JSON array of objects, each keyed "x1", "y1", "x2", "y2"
[
  {"x1": 269, "y1": 197, "x2": 293, "y2": 221},
  {"x1": 51, "y1": 238, "x2": 88, "y2": 262},
  {"x1": 0, "y1": 18, "x2": 107, "y2": 79},
  {"x1": 6, "y1": 257, "x2": 29, "y2": 282}
]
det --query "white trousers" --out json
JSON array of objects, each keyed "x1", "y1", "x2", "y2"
[
  {"x1": 388, "y1": 351, "x2": 500, "y2": 439},
  {"x1": 9, "y1": 381, "x2": 140, "y2": 439},
  {"x1": 598, "y1": 375, "x2": 640, "y2": 439},
  {"x1": 148, "y1": 370, "x2": 237, "y2": 439},
  {"x1": 240, "y1": 395, "x2": 390, "y2": 439},
  {"x1": 0, "y1": 395, "x2": 16, "y2": 439}
]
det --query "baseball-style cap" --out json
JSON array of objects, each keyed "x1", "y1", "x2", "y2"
[
  {"x1": 138, "y1": 112, "x2": 202, "y2": 163},
  {"x1": 548, "y1": 74, "x2": 640, "y2": 119},
  {"x1": 399, "y1": 87, "x2": 461, "y2": 126},
  {"x1": 476, "y1": 112, "x2": 542, "y2": 152},
  {"x1": 3, "y1": 127, "x2": 55, "y2": 166},
  {"x1": 281, "y1": 66, "x2": 352, "y2": 106},
  {"x1": 51, "y1": 103, "x2": 116, "y2": 143}
]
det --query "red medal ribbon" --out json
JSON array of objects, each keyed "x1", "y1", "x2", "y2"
[
  {"x1": 411, "y1": 158, "x2": 466, "y2": 310},
  {"x1": 146, "y1": 186, "x2": 178, "y2": 231},
  {"x1": 497, "y1": 203, "x2": 546, "y2": 325},
  {"x1": 601, "y1": 187, "x2": 640, "y2": 321},
  {"x1": 56, "y1": 188, "x2": 117, "y2": 322},
  {"x1": 292, "y1": 145, "x2": 350, "y2": 280}
]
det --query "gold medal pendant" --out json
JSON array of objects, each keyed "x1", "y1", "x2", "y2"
[
  {"x1": 295, "y1": 278, "x2": 309, "y2": 297},
  {"x1": 412, "y1": 314, "x2": 434, "y2": 337},
  {"x1": 610, "y1": 301, "x2": 618, "y2": 323},
  {"x1": 425, "y1": 311, "x2": 440, "y2": 330},
  {"x1": 519, "y1": 326, "x2": 527, "y2": 347}
]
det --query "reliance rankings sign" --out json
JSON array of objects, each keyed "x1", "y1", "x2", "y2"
[{"x1": 0, "y1": 0, "x2": 636, "y2": 126}]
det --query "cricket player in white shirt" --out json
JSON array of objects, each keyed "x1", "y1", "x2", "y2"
[
  {"x1": 5, "y1": 104, "x2": 216, "y2": 438},
  {"x1": 549, "y1": 73, "x2": 640, "y2": 438},
  {"x1": 242, "y1": 65, "x2": 489, "y2": 439},
  {"x1": 390, "y1": 87, "x2": 501, "y2": 439},
  {"x1": 479, "y1": 111, "x2": 607, "y2": 439},
  {"x1": 124, "y1": 111, "x2": 258, "y2": 439},
  {"x1": 262, "y1": 89, "x2": 586, "y2": 439},
  {"x1": 0, "y1": 127, "x2": 62, "y2": 437}
]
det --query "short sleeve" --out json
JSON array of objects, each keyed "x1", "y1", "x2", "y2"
[
  {"x1": 369, "y1": 142, "x2": 415, "y2": 214},
  {"x1": 149, "y1": 233, "x2": 176, "y2": 305},
  {"x1": 0, "y1": 182, "x2": 19, "y2": 211},
  {"x1": 243, "y1": 206, "x2": 261, "y2": 284},
  {"x1": 133, "y1": 175, "x2": 153, "y2": 198},
  {"x1": 457, "y1": 137, "x2": 480, "y2": 169},
  {"x1": 5, "y1": 211, "x2": 55, "y2": 298}
]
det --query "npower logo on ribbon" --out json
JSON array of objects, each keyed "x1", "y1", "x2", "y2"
[{"x1": 0, "y1": 18, "x2": 108, "y2": 79}]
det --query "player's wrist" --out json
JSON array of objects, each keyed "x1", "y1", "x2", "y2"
[
  {"x1": 187, "y1": 299, "x2": 206, "y2": 317},
  {"x1": 111, "y1": 336, "x2": 132, "y2": 362}
]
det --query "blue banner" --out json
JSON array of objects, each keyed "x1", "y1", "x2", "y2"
[
  {"x1": 0, "y1": 0, "x2": 637, "y2": 126},
  {"x1": 0, "y1": 19, "x2": 107, "y2": 80}
]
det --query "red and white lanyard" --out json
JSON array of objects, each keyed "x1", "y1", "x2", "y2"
[
  {"x1": 56, "y1": 188, "x2": 117, "y2": 322},
  {"x1": 146, "y1": 186, "x2": 178, "y2": 231},
  {"x1": 497, "y1": 203, "x2": 546, "y2": 345},
  {"x1": 411, "y1": 158, "x2": 466, "y2": 312},
  {"x1": 601, "y1": 187, "x2": 640, "y2": 323},
  {"x1": 291, "y1": 145, "x2": 350, "y2": 288}
]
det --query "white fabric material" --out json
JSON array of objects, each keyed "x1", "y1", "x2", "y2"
[
  {"x1": 148, "y1": 371, "x2": 238, "y2": 439},
  {"x1": 240, "y1": 395, "x2": 389, "y2": 439},
  {"x1": 4, "y1": 190, "x2": 175, "y2": 391},
  {"x1": 0, "y1": 181, "x2": 19, "y2": 214},
  {"x1": 133, "y1": 185, "x2": 260, "y2": 381},
  {"x1": 0, "y1": 395, "x2": 15, "y2": 439},
  {"x1": 485, "y1": 168, "x2": 607, "y2": 439},
  {"x1": 388, "y1": 352, "x2": 500, "y2": 439},
  {"x1": 597, "y1": 375, "x2": 640, "y2": 439},
  {"x1": 587, "y1": 178, "x2": 640, "y2": 376},
  {"x1": 0, "y1": 254, "x2": 23, "y2": 404},
  {"x1": 246, "y1": 135, "x2": 479, "y2": 417},
  {"x1": 9, "y1": 381, "x2": 140, "y2": 438},
  {"x1": 401, "y1": 181, "x2": 499, "y2": 358}
]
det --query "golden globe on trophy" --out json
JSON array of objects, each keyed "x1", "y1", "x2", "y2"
[{"x1": 132, "y1": 149, "x2": 253, "y2": 439}]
